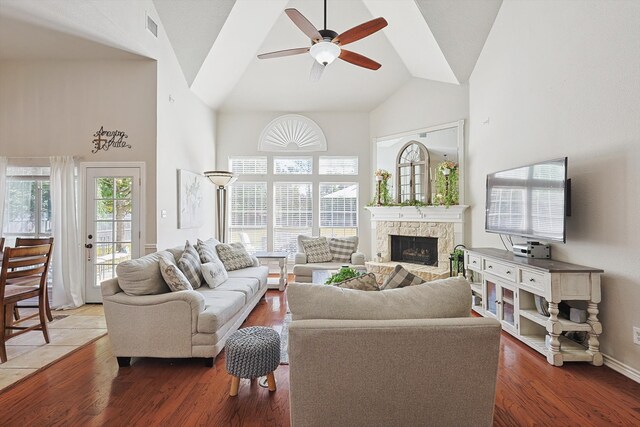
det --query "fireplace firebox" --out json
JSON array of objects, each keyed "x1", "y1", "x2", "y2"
[{"x1": 390, "y1": 235, "x2": 438, "y2": 266}]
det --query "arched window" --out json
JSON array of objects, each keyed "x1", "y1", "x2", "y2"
[{"x1": 396, "y1": 142, "x2": 429, "y2": 204}]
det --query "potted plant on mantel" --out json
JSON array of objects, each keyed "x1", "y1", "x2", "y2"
[{"x1": 434, "y1": 161, "x2": 459, "y2": 207}]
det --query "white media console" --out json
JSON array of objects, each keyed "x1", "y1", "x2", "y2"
[{"x1": 464, "y1": 248, "x2": 604, "y2": 366}]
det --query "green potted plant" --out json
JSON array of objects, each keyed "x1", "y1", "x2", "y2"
[
  {"x1": 434, "y1": 161, "x2": 459, "y2": 207},
  {"x1": 325, "y1": 266, "x2": 363, "y2": 285}
]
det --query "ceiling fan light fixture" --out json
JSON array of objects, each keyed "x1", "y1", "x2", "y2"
[{"x1": 310, "y1": 41, "x2": 341, "y2": 65}]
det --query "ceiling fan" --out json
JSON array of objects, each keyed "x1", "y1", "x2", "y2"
[{"x1": 257, "y1": 0, "x2": 388, "y2": 81}]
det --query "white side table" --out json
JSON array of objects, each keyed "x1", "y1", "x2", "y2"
[{"x1": 254, "y1": 252, "x2": 288, "y2": 291}]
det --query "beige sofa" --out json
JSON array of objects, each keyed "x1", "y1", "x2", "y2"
[
  {"x1": 286, "y1": 277, "x2": 502, "y2": 427},
  {"x1": 101, "y1": 246, "x2": 268, "y2": 367},
  {"x1": 293, "y1": 235, "x2": 366, "y2": 282}
]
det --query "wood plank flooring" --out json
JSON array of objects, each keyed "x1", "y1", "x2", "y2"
[{"x1": 0, "y1": 290, "x2": 639, "y2": 426}]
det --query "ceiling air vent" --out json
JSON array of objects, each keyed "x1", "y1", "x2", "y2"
[{"x1": 146, "y1": 14, "x2": 158, "y2": 38}]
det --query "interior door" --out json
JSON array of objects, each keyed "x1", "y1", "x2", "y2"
[{"x1": 85, "y1": 167, "x2": 141, "y2": 302}]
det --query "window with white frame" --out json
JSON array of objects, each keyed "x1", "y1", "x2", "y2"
[
  {"x1": 319, "y1": 182, "x2": 358, "y2": 238},
  {"x1": 273, "y1": 182, "x2": 312, "y2": 257},
  {"x1": 228, "y1": 182, "x2": 267, "y2": 253},
  {"x1": 274, "y1": 157, "x2": 313, "y2": 174},
  {"x1": 2, "y1": 166, "x2": 52, "y2": 246},
  {"x1": 319, "y1": 156, "x2": 358, "y2": 175},
  {"x1": 229, "y1": 157, "x2": 267, "y2": 175}
]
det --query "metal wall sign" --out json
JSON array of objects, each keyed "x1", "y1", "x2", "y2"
[{"x1": 91, "y1": 126, "x2": 131, "y2": 153}]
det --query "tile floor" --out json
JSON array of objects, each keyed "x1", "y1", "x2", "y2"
[{"x1": 0, "y1": 304, "x2": 106, "y2": 391}]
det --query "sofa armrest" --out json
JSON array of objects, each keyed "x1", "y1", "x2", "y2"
[
  {"x1": 351, "y1": 252, "x2": 365, "y2": 265},
  {"x1": 295, "y1": 252, "x2": 307, "y2": 264},
  {"x1": 104, "y1": 289, "x2": 205, "y2": 311}
]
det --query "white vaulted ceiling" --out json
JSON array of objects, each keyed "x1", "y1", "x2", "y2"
[{"x1": 0, "y1": 0, "x2": 503, "y2": 111}]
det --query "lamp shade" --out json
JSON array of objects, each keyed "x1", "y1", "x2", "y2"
[
  {"x1": 204, "y1": 170, "x2": 237, "y2": 188},
  {"x1": 310, "y1": 41, "x2": 341, "y2": 65}
]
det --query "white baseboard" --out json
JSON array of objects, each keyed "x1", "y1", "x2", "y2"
[
  {"x1": 603, "y1": 354, "x2": 640, "y2": 384},
  {"x1": 144, "y1": 243, "x2": 157, "y2": 255}
]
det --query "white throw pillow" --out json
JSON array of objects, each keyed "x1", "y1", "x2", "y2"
[{"x1": 201, "y1": 259, "x2": 228, "y2": 288}]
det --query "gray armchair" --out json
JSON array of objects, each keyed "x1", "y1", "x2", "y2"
[{"x1": 292, "y1": 235, "x2": 366, "y2": 283}]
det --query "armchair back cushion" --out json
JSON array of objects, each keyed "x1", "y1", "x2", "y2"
[{"x1": 287, "y1": 276, "x2": 471, "y2": 321}]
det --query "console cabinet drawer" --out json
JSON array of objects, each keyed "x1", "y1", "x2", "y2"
[
  {"x1": 520, "y1": 269, "x2": 549, "y2": 293},
  {"x1": 467, "y1": 253, "x2": 481, "y2": 270},
  {"x1": 483, "y1": 259, "x2": 516, "y2": 282}
]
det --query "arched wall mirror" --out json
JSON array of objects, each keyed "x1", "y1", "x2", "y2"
[{"x1": 374, "y1": 120, "x2": 464, "y2": 205}]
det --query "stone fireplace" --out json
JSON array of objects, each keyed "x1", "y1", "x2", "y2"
[{"x1": 364, "y1": 206, "x2": 468, "y2": 284}]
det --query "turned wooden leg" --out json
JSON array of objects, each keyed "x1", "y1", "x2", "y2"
[
  {"x1": 266, "y1": 372, "x2": 276, "y2": 392},
  {"x1": 230, "y1": 376, "x2": 240, "y2": 396}
]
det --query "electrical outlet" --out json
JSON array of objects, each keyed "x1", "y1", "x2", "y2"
[{"x1": 634, "y1": 327, "x2": 640, "y2": 345}]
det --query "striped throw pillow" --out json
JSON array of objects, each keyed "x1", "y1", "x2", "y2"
[
  {"x1": 328, "y1": 237, "x2": 357, "y2": 263},
  {"x1": 177, "y1": 240, "x2": 204, "y2": 289},
  {"x1": 381, "y1": 264, "x2": 425, "y2": 290},
  {"x1": 197, "y1": 238, "x2": 220, "y2": 263}
]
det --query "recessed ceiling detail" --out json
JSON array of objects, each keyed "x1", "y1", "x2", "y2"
[{"x1": 258, "y1": 114, "x2": 327, "y2": 152}]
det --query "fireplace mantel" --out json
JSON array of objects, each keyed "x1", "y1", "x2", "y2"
[{"x1": 364, "y1": 205, "x2": 468, "y2": 222}]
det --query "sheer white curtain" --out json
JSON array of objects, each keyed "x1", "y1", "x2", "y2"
[
  {"x1": 0, "y1": 157, "x2": 6, "y2": 236},
  {"x1": 49, "y1": 156, "x2": 83, "y2": 308}
]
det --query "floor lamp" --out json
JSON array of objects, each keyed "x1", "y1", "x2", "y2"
[{"x1": 204, "y1": 171, "x2": 237, "y2": 243}]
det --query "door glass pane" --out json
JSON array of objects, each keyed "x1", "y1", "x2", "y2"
[
  {"x1": 115, "y1": 177, "x2": 132, "y2": 199},
  {"x1": 115, "y1": 243, "x2": 132, "y2": 263},
  {"x1": 486, "y1": 280, "x2": 497, "y2": 316},
  {"x1": 96, "y1": 200, "x2": 114, "y2": 220},
  {"x1": 96, "y1": 178, "x2": 114, "y2": 199},
  {"x1": 113, "y1": 222, "x2": 132, "y2": 242},
  {"x1": 95, "y1": 264, "x2": 116, "y2": 283}
]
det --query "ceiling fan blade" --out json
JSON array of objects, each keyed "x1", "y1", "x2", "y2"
[
  {"x1": 310, "y1": 60, "x2": 325, "y2": 82},
  {"x1": 257, "y1": 47, "x2": 310, "y2": 60},
  {"x1": 333, "y1": 17, "x2": 388, "y2": 46},
  {"x1": 285, "y1": 8, "x2": 322, "y2": 43},
  {"x1": 339, "y1": 49, "x2": 381, "y2": 70}
]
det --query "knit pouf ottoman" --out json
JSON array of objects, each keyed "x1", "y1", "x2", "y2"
[{"x1": 225, "y1": 326, "x2": 280, "y2": 397}]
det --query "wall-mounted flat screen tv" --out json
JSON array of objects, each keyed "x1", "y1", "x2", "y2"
[{"x1": 485, "y1": 157, "x2": 569, "y2": 243}]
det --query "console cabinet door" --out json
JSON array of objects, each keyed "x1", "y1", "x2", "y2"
[{"x1": 484, "y1": 276, "x2": 518, "y2": 334}]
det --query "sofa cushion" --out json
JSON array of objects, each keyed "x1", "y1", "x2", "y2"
[
  {"x1": 215, "y1": 278, "x2": 260, "y2": 303},
  {"x1": 177, "y1": 241, "x2": 204, "y2": 289},
  {"x1": 196, "y1": 290, "x2": 246, "y2": 334},
  {"x1": 115, "y1": 252, "x2": 170, "y2": 296},
  {"x1": 226, "y1": 266, "x2": 269, "y2": 287},
  {"x1": 300, "y1": 237, "x2": 333, "y2": 263},
  {"x1": 216, "y1": 242, "x2": 254, "y2": 271},
  {"x1": 201, "y1": 259, "x2": 228, "y2": 288},
  {"x1": 158, "y1": 253, "x2": 193, "y2": 292},
  {"x1": 328, "y1": 237, "x2": 358, "y2": 262},
  {"x1": 287, "y1": 276, "x2": 471, "y2": 321},
  {"x1": 335, "y1": 273, "x2": 379, "y2": 291},
  {"x1": 197, "y1": 238, "x2": 220, "y2": 263},
  {"x1": 382, "y1": 264, "x2": 425, "y2": 290}
]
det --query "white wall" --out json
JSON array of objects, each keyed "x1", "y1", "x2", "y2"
[
  {"x1": 153, "y1": 4, "x2": 217, "y2": 251},
  {"x1": 217, "y1": 111, "x2": 371, "y2": 257},
  {"x1": 469, "y1": 0, "x2": 640, "y2": 374},
  {"x1": 0, "y1": 59, "x2": 158, "y2": 244}
]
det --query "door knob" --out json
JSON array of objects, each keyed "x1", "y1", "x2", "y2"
[{"x1": 85, "y1": 243, "x2": 93, "y2": 249}]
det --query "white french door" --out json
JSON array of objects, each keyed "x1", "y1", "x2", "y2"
[{"x1": 84, "y1": 167, "x2": 141, "y2": 302}]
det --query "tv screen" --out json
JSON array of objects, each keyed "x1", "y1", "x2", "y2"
[{"x1": 485, "y1": 157, "x2": 568, "y2": 242}]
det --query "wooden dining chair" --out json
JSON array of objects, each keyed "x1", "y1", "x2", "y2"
[
  {"x1": 14, "y1": 237, "x2": 54, "y2": 322},
  {"x1": 1, "y1": 244, "x2": 53, "y2": 363}
]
